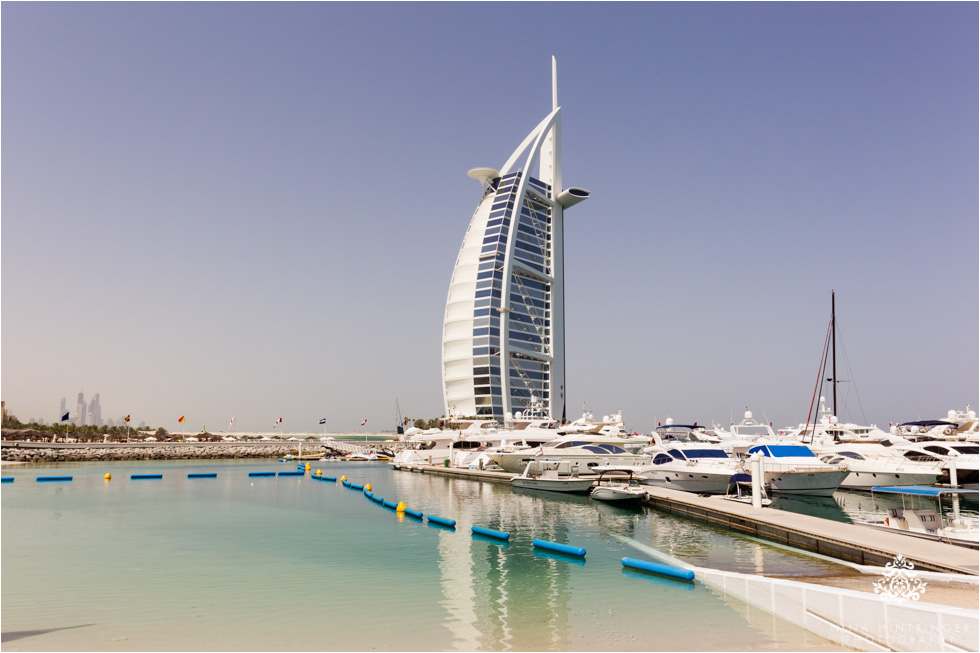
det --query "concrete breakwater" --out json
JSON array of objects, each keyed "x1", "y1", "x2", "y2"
[{"x1": 1, "y1": 443, "x2": 331, "y2": 463}]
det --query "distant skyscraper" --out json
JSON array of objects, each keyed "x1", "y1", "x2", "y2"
[
  {"x1": 441, "y1": 58, "x2": 589, "y2": 423},
  {"x1": 75, "y1": 392, "x2": 86, "y2": 427},
  {"x1": 59, "y1": 397, "x2": 67, "y2": 421},
  {"x1": 88, "y1": 393, "x2": 101, "y2": 427}
]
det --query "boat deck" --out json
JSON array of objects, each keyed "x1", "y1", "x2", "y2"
[{"x1": 393, "y1": 463, "x2": 979, "y2": 575}]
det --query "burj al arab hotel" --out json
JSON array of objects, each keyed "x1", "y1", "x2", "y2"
[{"x1": 442, "y1": 58, "x2": 590, "y2": 424}]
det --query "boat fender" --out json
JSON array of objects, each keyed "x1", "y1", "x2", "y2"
[
  {"x1": 471, "y1": 526, "x2": 509, "y2": 540},
  {"x1": 533, "y1": 539, "x2": 586, "y2": 557},
  {"x1": 621, "y1": 557, "x2": 694, "y2": 581}
]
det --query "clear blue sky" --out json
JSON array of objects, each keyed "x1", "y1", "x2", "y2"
[{"x1": 2, "y1": 3, "x2": 977, "y2": 433}]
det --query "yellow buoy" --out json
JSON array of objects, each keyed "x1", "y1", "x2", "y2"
[
  {"x1": 316, "y1": 469, "x2": 322, "y2": 476},
  {"x1": 340, "y1": 475, "x2": 347, "y2": 482},
  {"x1": 396, "y1": 501, "x2": 406, "y2": 513},
  {"x1": 364, "y1": 483, "x2": 372, "y2": 492},
  {"x1": 104, "y1": 473, "x2": 111, "y2": 481},
  {"x1": 305, "y1": 463, "x2": 310, "y2": 470}
]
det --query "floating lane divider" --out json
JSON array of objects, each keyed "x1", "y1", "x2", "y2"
[
  {"x1": 472, "y1": 526, "x2": 510, "y2": 541},
  {"x1": 249, "y1": 472, "x2": 276, "y2": 477},
  {"x1": 403, "y1": 508, "x2": 423, "y2": 519},
  {"x1": 348, "y1": 482, "x2": 365, "y2": 490},
  {"x1": 37, "y1": 476, "x2": 73, "y2": 482},
  {"x1": 131, "y1": 474, "x2": 163, "y2": 479},
  {"x1": 621, "y1": 557, "x2": 695, "y2": 581},
  {"x1": 187, "y1": 473, "x2": 218, "y2": 478},
  {"x1": 278, "y1": 471, "x2": 305, "y2": 476},
  {"x1": 382, "y1": 499, "x2": 398, "y2": 509},
  {"x1": 2, "y1": 477, "x2": 14, "y2": 483},
  {"x1": 427, "y1": 515, "x2": 456, "y2": 528},
  {"x1": 533, "y1": 539, "x2": 586, "y2": 557}
]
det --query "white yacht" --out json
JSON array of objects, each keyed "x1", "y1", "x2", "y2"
[
  {"x1": 729, "y1": 443, "x2": 849, "y2": 496},
  {"x1": 888, "y1": 440, "x2": 980, "y2": 489},
  {"x1": 599, "y1": 443, "x2": 737, "y2": 495},
  {"x1": 817, "y1": 446, "x2": 944, "y2": 489},
  {"x1": 489, "y1": 439, "x2": 649, "y2": 475},
  {"x1": 715, "y1": 410, "x2": 782, "y2": 444},
  {"x1": 784, "y1": 397, "x2": 892, "y2": 446},
  {"x1": 510, "y1": 460, "x2": 595, "y2": 494}
]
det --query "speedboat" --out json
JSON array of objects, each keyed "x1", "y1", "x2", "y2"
[
  {"x1": 859, "y1": 485, "x2": 979, "y2": 548},
  {"x1": 510, "y1": 460, "x2": 595, "y2": 494},
  {"x1": 589, "y1": 469, "x2": 649, "y2": 503},
  {"x1": 730, "y1": 443, "x2": 849, "y2": 496}
]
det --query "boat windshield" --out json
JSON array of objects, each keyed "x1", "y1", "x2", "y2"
[
  {"x1": 682, "y1": 449, "x2": 729, "y2": 459},
  {"x1": 749, "y1": 445, "x2": 816, "y2": 458},
  {"x1": 951, "y1": 445, "x2": 979, "y2": 455},
  {"x1": 583, "y1": 444, "x2": 627, "y2": 454},
  {"x1": 836, "y1": 451, "x2": 865, "y2": 460}
]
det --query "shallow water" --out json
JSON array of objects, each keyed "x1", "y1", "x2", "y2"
[{"x1": 2, "y1": 460, "x2": 848, "y2": 651}]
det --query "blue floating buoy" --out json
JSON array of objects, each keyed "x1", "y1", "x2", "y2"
[
  {"x1": 404, "y1": 508, "x2": 423, "y2": 518},
  {"x1": 187, "y1": 473, "x2": 217, "y2": 478},
  {"x1": 348, "y1": 482, "x2": 364, "y2": 490},
  {"x1": 1, "y1": 477, "x2": 14, "y2": 483},
  {"x1": 131, "y1": 474, "x2": 163, "y2": 479},
  {"x1": 427, "y1": 515, "x2": 456, "y2": 528},
  {"x1": 621, "y1": 557, "x2": 695, "y2": 581},
  {"x1": 472, "y1": 526, "x2": 509, "y2": 541},
  {"x1": 249, "y1": 472, "x2": 276, "y2": 477},
  {"x1": 278, "y1": 471, "x2": 305, "y2": 476},
  {"x1": 533, "y1": 539, "x2": 586, "y2": 557},
  {"x1": 382, "y1": 499, "x2": 398, "y2": 509},
  {"x1": 37, "y1": 476, "x2": 73, "y2": 482}
]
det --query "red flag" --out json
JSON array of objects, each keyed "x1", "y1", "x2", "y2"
[
  {"x1": 274, "y1": 417, "x2": 282, "y2": 428},
  {"x1": 124, "y1": 415, "x2": 131, "y2": 423},
  {"x1": 360, "y1": 419, "x2": 368, "y2": 426},
  {"x1": 178, "y1": 415, "x2": 185, "y2": 423}
]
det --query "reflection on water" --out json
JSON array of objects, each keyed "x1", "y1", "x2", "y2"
[
  {"x1": 771, "y1": 493, "x2": 854, "y2": 523},
  {"x1": 768, "y1": 488, "x2": 980, "y2": 527},
  {"x1": 1, "y1": 460, "x2": 849, "y2": 651}
]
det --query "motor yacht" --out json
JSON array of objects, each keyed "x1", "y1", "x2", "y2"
[
  {"x1": 590, "y1": 471, "x2": 649, "y2": 503},
  {"x1": 598, "y1": 443, "x2": 737, "y2": 495},
  {"x1": 729, "y1": 443, "x2": 849, "y2": 496},
  {"x1": 784, "y1": 397, "x2": 892, "y2": 446},
  {"x1": 887, "y1": 440, "x2": 980, "y2": 489},
  {"x1": 510, "y1": 460, "x2": 595, "y2": 494},
  {"x1": 816, "y1": 444, "x2": 944, "y2": 489},
  {"x1": 489, "y1": 440, "x2": 650, "y2": 475}
]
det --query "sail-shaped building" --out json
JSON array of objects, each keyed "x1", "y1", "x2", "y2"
[{"x1": 442, "y1": 58, "x2": 589, "y2": 423}]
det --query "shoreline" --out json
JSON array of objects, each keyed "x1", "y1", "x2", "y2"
[{"x1": 0, "y1": 442, "x2": 337, "y2": 464}]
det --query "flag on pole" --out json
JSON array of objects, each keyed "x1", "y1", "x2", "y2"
[
  {"x1": 229, "y1": 416, "x2": 235, "y2": 427},
  {"x1": 403, "y1": 418, "x2": 408, "y2": 426},
  {"x1": 319, "y1": 418, "x2": 326, "y2": 425},
  {"x1": 60, "y1": 412, "x2": 70, "y2": 422},
  {"x1": 360, "y1": 419, "x2": 368, "y2": 426},
  {"x1": 178, "y1": 415, "x2": 185, "y2": 423},
  {"x1": 274, "y1": 417, "x2": 282, "y2": 428},
  {"x1": 124, "y1": 415, "x2": 131, "y2": 423}
]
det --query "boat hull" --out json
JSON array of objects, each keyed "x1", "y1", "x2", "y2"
[
  {"x1": 590, "y1": 486, "x2": 648, "y2": 502},
  {"x1": 839, "y1": 470, "x2": 942, "y2": 489},
  {"x1": 491, "y1": 451, "x2": 650, "y2": 474},
  {"x1": 637, "y1": 470, "x2": 733, "y2": 495},
  {"x1": 765, "y1": 470, "x2": 849, "y2": 496},
  {"x1": 510, "y1": 478, "x2": 594, "y2": 494}
]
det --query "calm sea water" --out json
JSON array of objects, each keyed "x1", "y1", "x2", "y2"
[{"x1": 1, "y1": 460, "x2": 851, "y2": 652}]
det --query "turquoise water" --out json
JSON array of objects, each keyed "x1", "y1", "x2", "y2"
[{"x1": 2, "y1": 460, "x2": 848, "y2": 651}]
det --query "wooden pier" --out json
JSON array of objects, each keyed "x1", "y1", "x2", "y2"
[{"x1": 393, "y1": 463, "x2": 979, "y2": 576}]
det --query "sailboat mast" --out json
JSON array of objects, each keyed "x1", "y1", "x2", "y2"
[{"x1": 831, "y1": 291, "x2": 837, "y2": 418}]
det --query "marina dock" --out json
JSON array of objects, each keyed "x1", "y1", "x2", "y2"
[{"x1": 394, "y1": 463, "x2": 979, "y2": 576}]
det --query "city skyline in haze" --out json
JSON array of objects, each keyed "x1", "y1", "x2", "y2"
[{"x1": 2, "y1": 3, "x2": 977, "y2": 434}]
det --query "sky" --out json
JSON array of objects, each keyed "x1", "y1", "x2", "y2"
[{"x1": 2, "y1": 3, "x2": 977, "y2": 434}]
